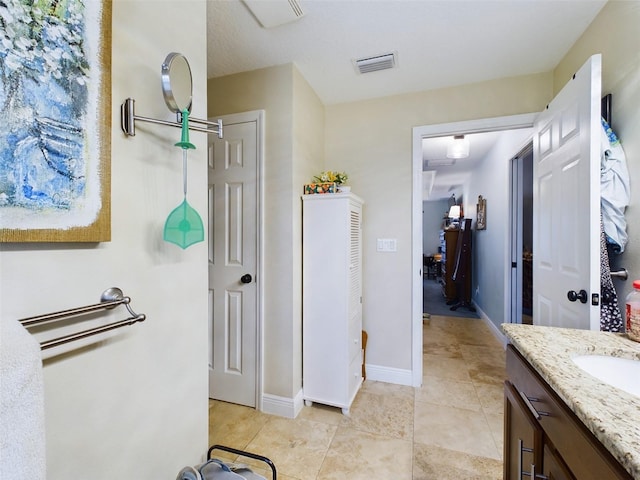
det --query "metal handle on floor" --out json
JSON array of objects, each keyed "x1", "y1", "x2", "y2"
[{"x1": 207, "y1": 444, "x2": 277, "y2": 480}]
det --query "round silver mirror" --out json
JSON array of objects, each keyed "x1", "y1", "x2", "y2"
[{"x1": 161, "y1": 52, "x2": 193, "y2": 113}]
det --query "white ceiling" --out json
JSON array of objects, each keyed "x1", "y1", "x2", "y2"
[
  {"x1": 207, "y1": 0, "x2": 606, "y2": 105},
  {"x1": 206, "y1": 0, "x2": 606, "y2": 199},
  {"x1": 422, "y1": 130, "x2": 507, "y2": 200}
]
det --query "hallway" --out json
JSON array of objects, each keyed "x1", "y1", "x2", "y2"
[{"x1": 209, "y1": 315, "x2": 505, "y2": 479}]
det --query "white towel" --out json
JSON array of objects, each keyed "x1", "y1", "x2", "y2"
[{"x1": 0, "y1": 318, "x2": 46, "y2": 480}]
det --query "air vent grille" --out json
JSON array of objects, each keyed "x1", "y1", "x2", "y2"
[
  {"x1": 353, "y1": 52, "x2": 397, "y2": 74},
  {"x1": 426, "y1": 158, "x2": 456, "y2": 167},
  {"x1": 288, "y1": 0, "x2": 304, "y2": 18},
  {"x1": 242, "y1": 0, "x2": 304, "y2": 28}
]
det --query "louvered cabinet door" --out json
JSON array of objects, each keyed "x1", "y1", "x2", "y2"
[{"x1": 302, "y1": 192, "x2": 364, "y2": 415}]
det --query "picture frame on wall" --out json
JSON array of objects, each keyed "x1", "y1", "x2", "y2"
[
  {"x1": 0, "y1": 0, "x2": 112, "y2": 242},
  {"x1": 476, "y1": 195, "x2": 486, "y2": 230}
]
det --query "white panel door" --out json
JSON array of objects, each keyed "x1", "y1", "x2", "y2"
[
  {"x1": 533, "y1": 55, "x2": 601, "y2": 330},
  {"x1": 208, "y1": 114, "x2": 259, "y2": 406}
]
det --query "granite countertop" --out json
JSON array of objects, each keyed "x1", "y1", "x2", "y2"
[{"x1": 502, "y1": 323, "x2": 640, "y2": 479}]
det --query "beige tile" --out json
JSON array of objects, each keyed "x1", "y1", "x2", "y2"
[
  {"x1": 474, "y1": 382, "x2": 505, "y2": 415},
  {"x1": 467, "y1": 360, "x2": 507, "y2": 387},
  {"x1": 340, "y1": 387, "x2": 414, "y2": 440},
  {"x1": 209, "y1": 400, "x2": 271, "y2": 451},
  {"x1": 416, "y1": 376, "x2": 482, "y2": 412},
  {"x1": 423, "y1": 353, "x2": 472, "y2": 382},
  {"x1": 422, "y1": 336, "x2": 464, "y2": 358},
  {"x1": 244, "y1": 416, "x2": 337, "y2": 480},
  {"x1": 413, "y1": 443, "x2": 503, "y2": 480},
  {"x1": 208, "y1": 315, "x2": 507, "y2": 479},
  {"x1": 317, "y1": 426, "x2": 413, "y2": 480},
  {"x1": 298, "y1": 402, "x2": 345, "y2": 426},
  {"x1": 461, "y1": 344, "x2": 506, "y2": 367},
  {"x1": 414, "y1": 400, "x2": 501, "y2": 460},
  {"x1": 360, "y1": 379, "x2": 415, "y2": 399},
  {"x1": 485, "y1": 412, "x2": 504, "y2": 456}
]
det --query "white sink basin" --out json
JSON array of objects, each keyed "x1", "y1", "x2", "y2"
[{"x1": 572, "y1": 355, "x2": 640, "y2": 397}]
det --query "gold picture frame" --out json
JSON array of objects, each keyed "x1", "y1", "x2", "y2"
[
  {"x1": 476, "y1": 195, "x2": 486, "y2": 230},
  {"x1": 0, "y1": 0, "x2": 112, "y2": 242}
]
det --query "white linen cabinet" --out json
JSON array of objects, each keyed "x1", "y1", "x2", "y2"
[{"x1": 302, "y1": 192, "x2": 364, "y2": 414}]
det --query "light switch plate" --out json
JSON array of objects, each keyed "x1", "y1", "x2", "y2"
[{"x1": 377, "y1": 238, "x2": 397, "y2": 252}]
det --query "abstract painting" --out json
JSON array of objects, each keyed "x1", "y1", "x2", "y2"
[{"x1": 0, "y1": 0, "x2": 111, "y2": 242}]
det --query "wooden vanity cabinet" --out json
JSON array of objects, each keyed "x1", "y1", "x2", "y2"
[
  {"x1": 504, "y1": 381, "x2": 543, "y2": 480},
  {"x1": 504, "y1": 345, "x2": 632, "y2": 480}
]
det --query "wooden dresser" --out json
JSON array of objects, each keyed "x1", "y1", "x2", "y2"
[{"x1": 440, "y1": 228, "x2": 459, "y2": 301}]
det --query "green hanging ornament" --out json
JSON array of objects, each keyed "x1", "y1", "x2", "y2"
[{"x1": 163, "y1": 109, "x2": 204, "y2": 249}]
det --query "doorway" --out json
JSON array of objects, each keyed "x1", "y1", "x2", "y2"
[
  {"x1": 509, "y1": 144, "x2": 533, "y2": 325},
  {"x1": 412, "y1": 113, "x2": 537, "y2": 385}
]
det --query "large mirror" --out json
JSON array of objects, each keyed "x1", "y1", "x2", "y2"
[{"x1": 161, "y1": 52, "x2": 192, "y2": 113}]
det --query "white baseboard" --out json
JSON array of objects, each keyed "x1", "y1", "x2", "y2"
[
  {"x1": 473, "y1": 302, "x2": 508, "y2": 348},
  {"x1": 262, "y1": 309, "x2": 507, "y2": 420},
  {"x1": 261, "y1": 389, "x2": 304, "y2": 418},
  {"x1": 365, "y1": 363, "x2": 413, "y2": 386}
]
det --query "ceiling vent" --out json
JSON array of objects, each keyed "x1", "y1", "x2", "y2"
[
  {"x1": 242, "y1": 0, "x2": 304, "y2": 28},
  {"x1": 353, "y1": 52, "x2": 397, "y2": 74},
  {"x1": 426, "y1": 158, "x2": 456, "y2": 167}
]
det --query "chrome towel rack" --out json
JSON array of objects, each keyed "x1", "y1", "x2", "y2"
[{"x1": 19, "y1": 287, "x2": 146, "y2": 350}]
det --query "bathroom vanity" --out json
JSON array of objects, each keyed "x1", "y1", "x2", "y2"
[{"x1": 502, "y1": 324, "x2": 640, "y2": 480}]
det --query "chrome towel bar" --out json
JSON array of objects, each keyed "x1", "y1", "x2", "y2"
[{"x1": 19, "y1": 287, "x2": 146, "y2": 350}]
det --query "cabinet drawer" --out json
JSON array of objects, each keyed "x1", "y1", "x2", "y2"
[
  {"x1": 507, "y1": 346, "x2": 631, "y2": 480},
  {"x1": 542, "y1": 444, "x2": 575, "y2": 480}
]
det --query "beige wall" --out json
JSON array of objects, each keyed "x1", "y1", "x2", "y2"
[
  {"x1": 292, "y1": 67, "x2": 325, "y2": 395},
  {"x1": 324, "y1": 74, "x2": 552, "y2": 370},
  {"x1": 0, "y1": 1, "x2": 209, "y2": 478},
  {"x1": 206, "y1": 0, "x2": 639, "y2": 400},
  {"x1": 554, "y1": 0, "x2": 640, "y2": 300},
  {"x1": 208, "y1": 64, "x2": 324, "y2": 402}
]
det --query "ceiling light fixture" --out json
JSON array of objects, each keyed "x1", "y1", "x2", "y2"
[
  {"x1": 446, "y1": 135, "x2": 470, "y2": 159},
  {"x1": 448, "y1": 205, "x2": 461, "y2": 220}
]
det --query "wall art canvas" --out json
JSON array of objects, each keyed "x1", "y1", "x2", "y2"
[
  {"x1": 476, "y1": 195, "x2": 486, "y2": 230},
  {"x1": 0, "y1": 0, "x2": 111, "y2": 242}
]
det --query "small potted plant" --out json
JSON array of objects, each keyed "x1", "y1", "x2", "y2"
[{"x1": 303, "y1": 171, "x2": 349, "y2": 194}]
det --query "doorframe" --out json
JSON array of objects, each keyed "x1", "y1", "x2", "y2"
[
  {"x1": 411, "y1": 113, "x2": 537, "y2": 386},
  {"x1": 510, "y1": 153, "x2": 524, "y2": 325},
  {"x1": 209, "y1": 109, "x2": 265, "y2": 409}
]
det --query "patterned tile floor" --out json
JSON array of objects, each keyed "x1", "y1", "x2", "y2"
[{"x1": 209, "y1": 315, "x2": 505, "y2": 479}]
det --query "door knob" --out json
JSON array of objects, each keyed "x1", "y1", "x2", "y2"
[
  {"x1": 240, "y1": 274, "x2": 252, "y2": 284},
  {"x1": 567, "y1": 289, "x2": 588, "y2": 304}
]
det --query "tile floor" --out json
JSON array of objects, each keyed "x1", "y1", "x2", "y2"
[{"x1": 209, "y1": 315, "x2": 506, "y2": 479}]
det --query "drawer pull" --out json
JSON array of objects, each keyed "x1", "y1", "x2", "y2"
[
  {"x1": 530, "y1": 463, "x2": 549, "y2": 480},
  {"x1": 518, "y1": 439, "x2": 536, "y2": 480},
  {"x1": 519, "y1": 391, "x2": 550, "y2": 420}
]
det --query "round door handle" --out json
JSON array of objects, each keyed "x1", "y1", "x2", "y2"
[
  {"x1": 567, "y1": 289, "x2": 588, "y2": 304},
  {"x1": 240, "y1": 274, "x2": 252, "y2": 284}
]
